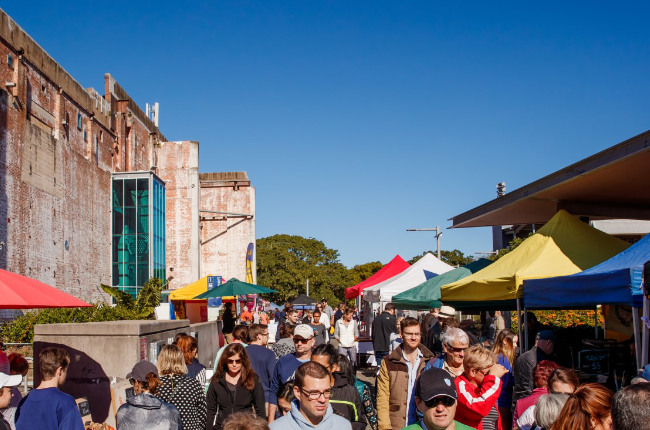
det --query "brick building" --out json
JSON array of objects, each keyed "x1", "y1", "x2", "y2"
[{"x1": 0, "y1": 9, "x2": 255, "y2": 303}]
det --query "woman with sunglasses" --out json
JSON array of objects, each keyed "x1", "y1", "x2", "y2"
[
  {"x1": 454, "y1": 345, "x2": 509, "y2": 430},
  {"x1": 206, "y1": 343, "x2": 266, "y2": 430},
  {"x1": 117, "y1": 360, "x2": 181, "y2": 430},
  {"x1": 491, "y1": 329, "x2": 518, "y2": 430}
]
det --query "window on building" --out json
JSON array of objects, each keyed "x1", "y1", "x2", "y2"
[
  {"x1": 77, "y1": 112, "x2": 82, "y2": 130},
  {"x1": 112, "y1": 173, "x2": 166, "y2": 298}
]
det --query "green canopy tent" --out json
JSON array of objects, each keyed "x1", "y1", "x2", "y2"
[
  {"x1": 193, "y1": 278, "x2": 276, "y2": 298},
  {"x1": 392, "y1": 259, "x2": 493, "y2": 310}
]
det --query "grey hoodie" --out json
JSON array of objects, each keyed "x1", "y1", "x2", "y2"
[
  {"x1": 269, "y1": 400, "x2": 352, "y2": 430},
  {"x1": 116, "y1": 392, "x2": 182, "y2": 430}
]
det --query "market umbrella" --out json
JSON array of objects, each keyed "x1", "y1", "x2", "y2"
[
  {"x1": 0, "y1": 268, "x2": 92, "y2": 308},
  {"x1": 193, "y1": 278, "x2": 276, "y2": 299},
  {"x1": 290, "y1": 294, "x2": 317, "y2": 310}
]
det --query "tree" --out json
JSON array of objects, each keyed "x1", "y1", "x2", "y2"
[
  {"x1": 256, "y1": 234, "x2": 351, "y2": 305},
  {"x1": 348, "y1": 261, "x2": 383, "y2": 285},
  {"x1": 490, "y1": 234, "x2": 531, "y2": 261},
  {"x1": 408, "y1": 249, "x2": 475, "y2": 267}
]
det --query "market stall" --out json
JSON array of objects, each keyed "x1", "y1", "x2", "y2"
[
  {"x1": 363, "y1": 253, "x2": 453, "y2": 303},
  {"x1": 391, "y1": 258, "x2": 493, "y2": 310}
]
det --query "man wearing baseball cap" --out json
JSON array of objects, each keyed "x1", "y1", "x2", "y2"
[
  {"x1": 402, "y1": 368, "x2": 474, "y2": 430},
  {"x1": 268, "y1": 324, "x2": 316, "y2": 423}
]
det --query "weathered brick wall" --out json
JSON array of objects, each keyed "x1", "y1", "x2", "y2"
[
  {"x1": 156, "y1": 141, "x2": 200, "y2": 289},
  {"x1": 0, "y1": 10, "x2": 166, "y2": 302},
  {"x1": 199, "y1": 174, "x2": 256, "y2": 283}
]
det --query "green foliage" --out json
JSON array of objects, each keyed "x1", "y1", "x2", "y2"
[
  {"x1": 491, "y1": 235, "x2": 530, "y2": 261},
  {"x1": 348, "y1": 261, "x2": 383, "y2": 285},
  {"x1": 0, "y1": 304, "x2": 143, "y2": 343},
  {"x1": 408, "y1": 249, "x2": 475, "y2": 267},
  {"x1": 257, "y1": 235, "x2": 351, "y2": 305},
  {"x1": 1, "y1": 277, "x2": 164, "y2": 343}
]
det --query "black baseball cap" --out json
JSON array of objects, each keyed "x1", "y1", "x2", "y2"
[
  {"x1": 126, "y1": 360, "x2": 158, "y2": 381},
  {"x1": 415, "y1": 368, "x2": 457, "y2": 402}
]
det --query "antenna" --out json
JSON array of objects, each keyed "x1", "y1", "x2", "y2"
[{"x1": 146, "y1": 102, "x2": 159, "y2": 127}]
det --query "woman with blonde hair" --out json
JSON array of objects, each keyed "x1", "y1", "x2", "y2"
[
  {"x1": 156, "y1": 344, "x2": 207, "y2": 430},
  {"x1": 455, "y1": 345, "x2": 509, "y2": 430},
  {"x1": 492, "y1": 329, "x2": 518, "y2": 429},
  {"x1": 551, "y1": 383, "x2": 613, "y2": 430},
  {"x1": 206, "y1": 343, "x2": 266, "y2": 430}
]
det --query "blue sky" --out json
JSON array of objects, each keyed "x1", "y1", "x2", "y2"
[{"x1": 6, "y1": 2, "x2": 650, "y2": 267}]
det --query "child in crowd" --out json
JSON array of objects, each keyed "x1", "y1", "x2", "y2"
[{"x1": 0, "y1": 372, "x2": 22, "y2": 430}]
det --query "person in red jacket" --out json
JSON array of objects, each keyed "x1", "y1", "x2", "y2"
[{"x1": 455, "y1": 345, "x2": 509, "y2": 430}]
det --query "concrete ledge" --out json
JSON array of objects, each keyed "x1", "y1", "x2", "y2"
[{"x1": 34, "y1": 319, "x2": 190, "y2": 336}]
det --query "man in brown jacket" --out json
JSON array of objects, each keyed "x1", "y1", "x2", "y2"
[{"x1": 376, "y1": 317, "x2": 434, "y2": 430}]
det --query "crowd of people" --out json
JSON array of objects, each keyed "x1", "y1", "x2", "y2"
[{"x1": 1, "y1": 300, "x2": 650, "y2": 430}]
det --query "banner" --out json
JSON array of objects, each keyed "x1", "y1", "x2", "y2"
[
  {"x1": 246, "y1": 243, "x2": 254, "y2": 283},
  {"x1": 207, "y1": 276, "x2": 223, "y2": 307}
]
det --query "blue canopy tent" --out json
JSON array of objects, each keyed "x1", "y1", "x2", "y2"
[{"x1": 524, "y1": 232, "x2": 650, "y2": 368}]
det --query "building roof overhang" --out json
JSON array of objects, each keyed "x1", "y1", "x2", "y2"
[{"x1": 450, "y1": 129, "x2": 650, "y2": 228}]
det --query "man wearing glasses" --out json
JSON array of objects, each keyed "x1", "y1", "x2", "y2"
[
  {"x1": 401, "y1": 368, "x2": 474, "y2": 430},
  {"x1": 377, "y1": 317, "x2": 434, "y2": 430},
  {"x1": 268, "y1": 324, "x2": 316, "y2": 423},
  {"x1": 247, "y1": 324, "x2": 277, "y2": 415},
  {"x1": 270, "y1": 361, "x2": 352, "y2": 430},
  {"x1": 426, "y1": 327, "x2": 470, "y2": 378}
]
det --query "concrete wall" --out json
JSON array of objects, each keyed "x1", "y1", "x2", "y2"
[
  {"x1": 156, "y1": 140, "x2": 201, "y2": 289},
  {"x1": 199, "y1": 172, "x2": 256, "y2": 282},
  {"x1": 190, "y1": 320, "x2": 222, "y2": 368},
  {"x1": 34, "y1": 320, "x2": 189, "y2": 422}
]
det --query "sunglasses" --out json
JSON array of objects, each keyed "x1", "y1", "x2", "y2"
[
  {"x1": 446, "y1": 345, "x2": 467, "y2": 353},
  {"x1": 227, "y1": 359, "x2": 242, "y2": 364},
  {"x1": 294, "y1": 338, "x2": 312, "y2": 344},
  {"x1": 424, "y1": 396, "x2": 456, "y2": 408}
]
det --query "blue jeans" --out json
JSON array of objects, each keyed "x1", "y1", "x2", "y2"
[
  {"x1": 375, "y1": 350, "x2": 389, "y2": 370},
  {"x1": 338, "y1": 345, "x2": 357, "y2": 368}
]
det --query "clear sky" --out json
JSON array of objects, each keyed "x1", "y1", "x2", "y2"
[{"x1": 6, "y1": 2, "x2": 650, "y2": 267}]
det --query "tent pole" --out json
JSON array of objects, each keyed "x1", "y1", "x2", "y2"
[
  {"x1": 643, "y1": 295, "x2": 649, "y2": 366},
  {"x1": 524, "y1": 308, "x2": 529, "y2": 353},
  {"x1": 516, "y1": 299, "x2": 523, "y2": 352},
  {"x1": 632, "y1": 307, "x2": 642, "y2": 371}
]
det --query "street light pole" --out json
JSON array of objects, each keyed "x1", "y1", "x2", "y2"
[{"x1": 406, "y1": 226, "x2": 442, "y2": 259}]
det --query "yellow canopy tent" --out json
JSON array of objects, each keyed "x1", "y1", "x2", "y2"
[
  {"x1": 441, "y1": 210, "x2": 630, "y2": 309},
  {"x1": 169, "y1": 275, "x2": 235, "y2": 301}
]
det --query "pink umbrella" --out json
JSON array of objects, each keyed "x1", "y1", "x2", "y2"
[{"x1": 0, "y1": 268, "x2": 92, "y2": 309}]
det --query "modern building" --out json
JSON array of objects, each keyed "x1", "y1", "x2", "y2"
[{"x1": 0, "y1": 8, "x2": 255, "y2": 304}]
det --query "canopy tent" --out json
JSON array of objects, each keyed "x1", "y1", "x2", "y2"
[
  {"x1": 363, "y1": 253, "x2": 454, "y2": 303},
  {"x1": 169, "y1": 275, "x2": 237, "y2": 301},
  {"x1": 345, "y1": 255, "x2": 410, "y2": 299},
  {"x1": 0, "y1": 268, "x2": 92, "y2": 309},
  {"x1": 441, "y1": 210, "x2": 630, "y2": 309},
  {"x1": 193, "y1": 278, "x2": 276, "y2": 299},
  {"x1": 291, "y1": 294, "x2": 318, "y2": 310},
  {"x1": 392, "y1": 259, "x2": 493, "y2": 310},
  {"x1": 169, "y1": 275, "x2": 211, "y2": 301},
  {"x1": 524, "y1": 232, "x2": 650, "y2": 309}
]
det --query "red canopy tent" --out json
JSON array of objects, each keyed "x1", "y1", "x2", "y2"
[
  {"x1": 0, "y1": 268, "x2": 92, "y2": 309},
  {"x1": 345, "y1": 255, "x2": 410, "y2": 299}
]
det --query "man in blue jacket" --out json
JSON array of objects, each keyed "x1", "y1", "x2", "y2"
[
  {"x1": 268, "y1": 324, "x2": 315, "y2": 423},
  {"x1": 247, "y1": 323, "x2": 277, "y2": 414}
]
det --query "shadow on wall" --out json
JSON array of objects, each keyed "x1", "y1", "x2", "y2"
[
  {"x1": 0, "y1": 87, "x2": 8, "y2": 270},
  {"x1": 34, "y1": 341, "x2": 112, "y2": 424}
]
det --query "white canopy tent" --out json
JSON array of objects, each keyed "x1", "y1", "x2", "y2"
[{"x1": 363, "y1": 253, "x2": 454, "y2": 303}]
